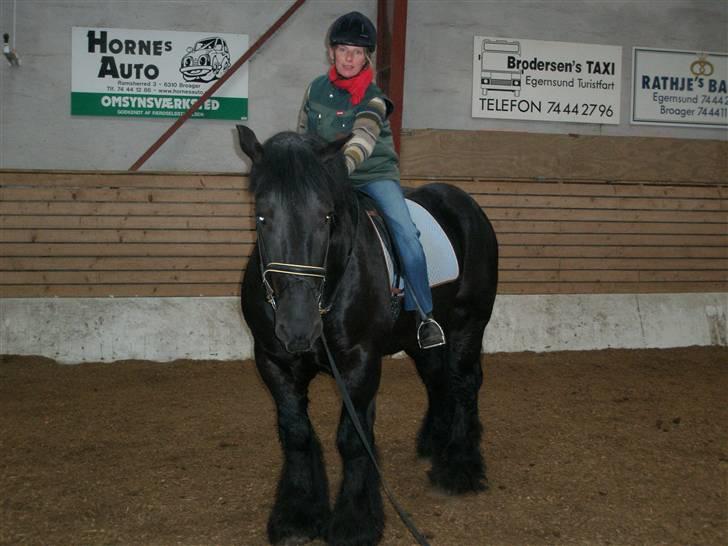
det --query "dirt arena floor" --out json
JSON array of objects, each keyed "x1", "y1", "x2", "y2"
[{"x1": 1, "y1": 347, "x2": 726, "y2": 546}]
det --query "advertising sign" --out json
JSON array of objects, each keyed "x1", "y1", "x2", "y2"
[
  {"x1": 472, "y1": 36, "x2": 622, "y2": 124},
  {"x1": 631, "y1": 47, "x2": 727, "y2": 128},
  {"x1": 71, "y1": 27, "x2": 249, "y2": 120}
]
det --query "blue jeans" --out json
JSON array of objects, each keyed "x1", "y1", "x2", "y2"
[{"x1": 357, "y1": 179, "x2": 432, "y2": 317}]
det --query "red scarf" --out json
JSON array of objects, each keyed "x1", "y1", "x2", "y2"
[{"x1": 328, "y1": 65, "x2": 373, "y2": 105}]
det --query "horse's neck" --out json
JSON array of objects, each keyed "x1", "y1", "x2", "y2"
[{"x1": 337, "y1": 196, "x2": 361, "y2": 255}]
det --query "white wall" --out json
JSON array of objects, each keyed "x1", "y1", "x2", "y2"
[
  {"x1": 2, "y1": 293, "x2": 726, "y2": 363},
  {"x1": 0, "y1": 0, "x2": 726, "y2": 172}
]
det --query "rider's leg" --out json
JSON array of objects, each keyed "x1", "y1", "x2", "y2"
[
  {"x1": 357, "y1": 179, "x2": 431, "y2": 316},
  {"x1": 357, "y1": 180, "x2": 445, "y2": 348}
]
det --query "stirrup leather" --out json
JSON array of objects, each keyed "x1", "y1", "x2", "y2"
[{"x1": 417, "y1": 318, "x2": 446, "y2": 349}]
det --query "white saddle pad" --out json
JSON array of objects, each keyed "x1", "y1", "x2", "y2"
[{"x1": 371, "y1": 199, "x2": 460, "y2": 290}]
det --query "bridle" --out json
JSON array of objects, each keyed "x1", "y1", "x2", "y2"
[
  {"x1": 255, "y1": 197, "x2": 360, "y2": 315},
  {"x1": 261, "y1": 263, "x2": 327, "y2": 309},
  {"x1": 256, "y1": 224, "x2": 330, "y2": 314}
]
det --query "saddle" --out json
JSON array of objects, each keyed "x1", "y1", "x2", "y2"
[{"x1": 359, "y1": 192, "x2": 460, "y2": 302}]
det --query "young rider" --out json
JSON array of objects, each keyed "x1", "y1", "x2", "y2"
[{"x1": 297, "y1": 11, "x2": 445, "y2": 349}]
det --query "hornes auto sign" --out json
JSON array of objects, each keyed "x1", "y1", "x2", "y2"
[{"x1": 71, "y1": 27, "x2": 249, "y2": 120}]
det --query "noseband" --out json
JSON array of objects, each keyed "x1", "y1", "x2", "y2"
[
  {"x1": 261, "y1": 262, "x2": 328, "y2": 312},
  {"x1": 257, "y1": 229, "x2": 331, "y2": 314}
]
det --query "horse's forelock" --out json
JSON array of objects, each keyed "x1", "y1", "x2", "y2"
[{"x1": 252, "y1": 132, "x2": 347, "y2": 208}]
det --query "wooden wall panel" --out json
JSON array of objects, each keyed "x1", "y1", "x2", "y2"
[
  {"x1": 400, "y1": 129, "x2": 728, "y2": 183},
  {"x1": 0, "y1": 171, "x2": 251, "y2": 298},
  {"x1": 1, "y1": 129, "x2": 726, "y2": 298}
]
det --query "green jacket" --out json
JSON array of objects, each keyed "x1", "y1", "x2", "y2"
[{"x1": 299, "y1": 75, "x2": 400, "y2": 186}]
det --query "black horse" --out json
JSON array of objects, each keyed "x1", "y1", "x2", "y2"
[{"x1": 236, "y1": 126, "x2": 498, "y2": 546}]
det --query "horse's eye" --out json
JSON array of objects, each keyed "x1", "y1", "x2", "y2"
[
  {"x1": 256, "y1": 215, "x2": 266, "y2": 224},
  {"x1": 324, "y1": 213, "x2": 334, "y2": 224}
]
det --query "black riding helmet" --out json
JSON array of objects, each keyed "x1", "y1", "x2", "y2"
[{"x1": 328, "y1": 11, "x2": 377, "y2": 53}]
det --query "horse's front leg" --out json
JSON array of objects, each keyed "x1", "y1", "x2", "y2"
[
  {"x1": 256, "y1": 348, "x2": 330, "y2": 544},
  {"x1": 328, "y1": 352, "x2": 384, "y2": 546}
]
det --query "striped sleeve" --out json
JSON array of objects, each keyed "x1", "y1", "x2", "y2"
[{"x1": 343, "y1": 96, "x2": 389, "y2": 175}]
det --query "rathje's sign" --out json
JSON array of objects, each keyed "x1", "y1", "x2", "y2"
[
  {"x1": 631, "y1": 47, "x2": 727, "y2": 128},
  {"x1": 71, "y1": 27, "x2": 249, "y2": 120},
  {"x1": 472, "y1": 36, "x2": 621, "y2": 124}
]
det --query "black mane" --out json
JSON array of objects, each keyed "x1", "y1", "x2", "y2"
[{"x1": 249, "y1": 131, "x2": 351, "y2": 208}]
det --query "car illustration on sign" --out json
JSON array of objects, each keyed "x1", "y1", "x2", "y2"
[
  {"x1": 479, "y1": 38, "x2": 523, "y2": 96},
  {"x1": 180, "y1": 37, "x2": 231, "y2": 82}
]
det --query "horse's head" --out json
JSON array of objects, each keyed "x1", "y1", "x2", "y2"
[{"x1": 237, "y1": 125, "x2": 351, "y2": 354}]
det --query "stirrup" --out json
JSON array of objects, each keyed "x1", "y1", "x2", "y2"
[{"x1": 417, "y1": 318, "x2": 446, "y2": 349}]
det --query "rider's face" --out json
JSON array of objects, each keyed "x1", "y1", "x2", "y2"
[{"x1": 331, "y1": 45, "x2": 368, "y2": 78}]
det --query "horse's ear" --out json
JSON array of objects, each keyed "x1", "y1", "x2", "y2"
[
  {"x1": 236, "y1": 125, "x2": 264, "y2": 163},
  {"x1": 317, "y1": 134, "x2": 351, "y2": 162}
]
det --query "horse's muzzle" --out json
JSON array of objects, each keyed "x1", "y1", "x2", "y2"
[
  {"x1": 272, "y1": 283, "x2": 324, "y2": 354},
  {"x1": 275, "y1": 317, "x2": 323, "y2": 354}
]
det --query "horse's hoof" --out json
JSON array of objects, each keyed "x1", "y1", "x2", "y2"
[
  {"x1": 276, "y1": 537, "x2": 311, "y2": 546},
  {"x1": 268, "y1": 508, "x2": 328, "y2": 545},
  {"x1": 270, "y1": 528, "x2": 324, "y2": 546},
  {"x1": 327, "y1": 527, "x2": 383, "y2": 546},
  {"x1": 327, "y1": 511, "x2": 383, "y2": 546},
  {"x1": 428, "y1": 465, "x2": 489, "y2": 495}
]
